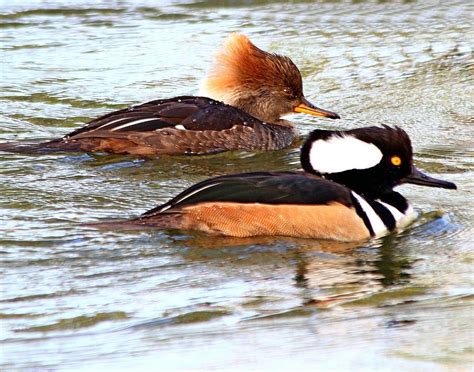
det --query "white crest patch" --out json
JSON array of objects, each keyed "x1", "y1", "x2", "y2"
[{"x1": 309, "y1": 135, "x2": 383, "y2": 174}]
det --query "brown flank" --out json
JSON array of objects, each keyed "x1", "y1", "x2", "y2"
[{"x1": 138, "y1": 202, "x2": 371, "y2": 242}]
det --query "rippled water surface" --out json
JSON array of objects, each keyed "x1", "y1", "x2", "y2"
[{"x1": 1, "y1": 0, "x2": 473, "y2": 370}]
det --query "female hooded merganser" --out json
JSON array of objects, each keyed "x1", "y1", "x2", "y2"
[
  {"x1": 1, "y1": 34, "x2": 339, "y2": 156},
  {"x1": 95, "y1": 126, "x2": 456, "y2": 241}
]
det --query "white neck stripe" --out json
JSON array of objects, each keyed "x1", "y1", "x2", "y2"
[
  {"x1": 352, "y1": 192, "x2": 387, "y2": 236},
  {"x1": 377, "y1": 200, "x2": 417, "y2": 229},
  {"x1": 376, "y1": 200, "x2": 404, "y2": 221}
]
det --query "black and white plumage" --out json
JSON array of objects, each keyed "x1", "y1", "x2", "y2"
[{"x1": 92, "y1": 126, "x2": 457, "y2": 242}]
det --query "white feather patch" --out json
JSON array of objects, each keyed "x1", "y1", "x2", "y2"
[
  {"x1": 309, "y1": 135, "x2": 383, "y2": 174},
  {"x1": 110, "y1": 118, "x2": 158, "y2": 132},
  {"x1": 156, "y1": 182, "x2": 222, "y2": 213},
  {"x1": 352, "y1": 192, "x2": 387, "y2": 236},
  {"x1": 378, "y1": 201, "x2": 417, "y2": 229},
  {"x1": 95, "y1": 117, "x2": 131, "y2": 131},
  {"x1": 173, "y1": 182, "x2": 222, "y2": 205}
]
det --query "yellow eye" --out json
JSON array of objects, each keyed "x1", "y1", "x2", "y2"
[{"x1": 391, "y1": 156, "x2": 402, "y2": 166}]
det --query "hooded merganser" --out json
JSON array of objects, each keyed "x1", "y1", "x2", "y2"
[
  {"x1": 1, "y1": 34, "x2": 339, "y2": 156},
  {"x1": 95, "y1": 126, "x2": 456, "y2": 241}
]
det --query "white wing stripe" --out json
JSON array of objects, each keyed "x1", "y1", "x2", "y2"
[
  {"x1": 172, "y1": 182, "x2": 222, "y2": 205},
  {"x1": 94, "y1": 117, "x2": 131, "y2": 131},
  {"x1": 111, "y1": 118, "x2": 160, "y2": 132}
]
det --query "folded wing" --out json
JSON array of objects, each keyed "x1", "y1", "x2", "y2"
[{"x1": 142, "y1": 172, "x2": 354, "y2": 217}]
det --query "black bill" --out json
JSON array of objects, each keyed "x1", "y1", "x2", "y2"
[{"x1": 402, "y1": 166, "x2": 457, "y2": 190}]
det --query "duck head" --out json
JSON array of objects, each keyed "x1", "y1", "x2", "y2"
[
  {"x1": 200, "y1": 33, "x2": 340, "y2": 123},
  {"x1": 301, "y1": 125, "x2": 456, "y2": 198}
]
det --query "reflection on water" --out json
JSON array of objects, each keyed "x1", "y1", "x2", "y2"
[{"x1": 1, "y1": 0, "x2": 473, "y2": 370}]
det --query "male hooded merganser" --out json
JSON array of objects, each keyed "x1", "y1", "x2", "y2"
[
  {"x1": 95, "y1": 126, "x2": 456, "y2": 241},
  {"x1": 1, "y1": 34, "x2": 339, "y2": 156}
]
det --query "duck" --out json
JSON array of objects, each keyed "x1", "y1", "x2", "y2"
[
  {"x1": 1, "y1": 34, "x2": 339, "y2": 156},
  {"x1": 93, "y1": 125, "x2": 456, "y2": 242}
]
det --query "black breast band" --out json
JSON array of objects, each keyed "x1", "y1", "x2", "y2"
[{"x1": 350, "y1": 193, "x2": 398, "y2": 236}]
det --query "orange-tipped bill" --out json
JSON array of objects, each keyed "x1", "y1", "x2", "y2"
[{"x1": 294, "y1": 97, "x2": 340, "y2": 119}]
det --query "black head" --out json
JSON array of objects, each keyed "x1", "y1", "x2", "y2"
[{"x1": 301, "y1": 125, "x2": 456, "y2": 197}]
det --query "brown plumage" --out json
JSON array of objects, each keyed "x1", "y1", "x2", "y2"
[
  {"x1": 200, "y1": 33, "x2": 310, "y2": 123},
  {"x1": 0, "y1": 34, "x2": 339, "y2": 156},
  {"x1": 134, "y1": 202, "x2": 370, "y2": 242}
]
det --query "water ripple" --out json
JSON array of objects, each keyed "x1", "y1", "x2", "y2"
[{"x1": 0, "y1": 0, "x2": 472, "y2": 370}]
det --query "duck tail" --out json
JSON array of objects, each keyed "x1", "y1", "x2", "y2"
[
  {"x1": 0, "y1": 138, "x2": 84, "y2": 154},
  {"x1": 83, "y1": 213, "x2": 186, "y2": 231},
  {"x1": 82, "y1": 219, "x2": 153, "y2": 230}
]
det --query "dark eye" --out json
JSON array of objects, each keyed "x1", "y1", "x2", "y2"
[{"x1": 283, "y1": 88, "x2": 297, "y2": 100}]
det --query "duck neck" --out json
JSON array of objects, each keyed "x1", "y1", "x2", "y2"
[
  {"x1": 223, "y1": 88, "x2": 295, "y2": 126},
  {"x1": 273, "y1": 118, "x2": 295, "y2": 128},
  {"x1": 200, "y1": 81, "x2": 290, "y2": 125},
  {"x1": 377, "y1": 191, "x2": 410, "y2": 214},
  {"x1": 351, "y1": 190, "x2": 412, "y2": 237}
]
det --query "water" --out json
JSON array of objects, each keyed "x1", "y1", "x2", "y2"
[{"x1": 1, "y1": 0, "x2": 473, "y2": 370}]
